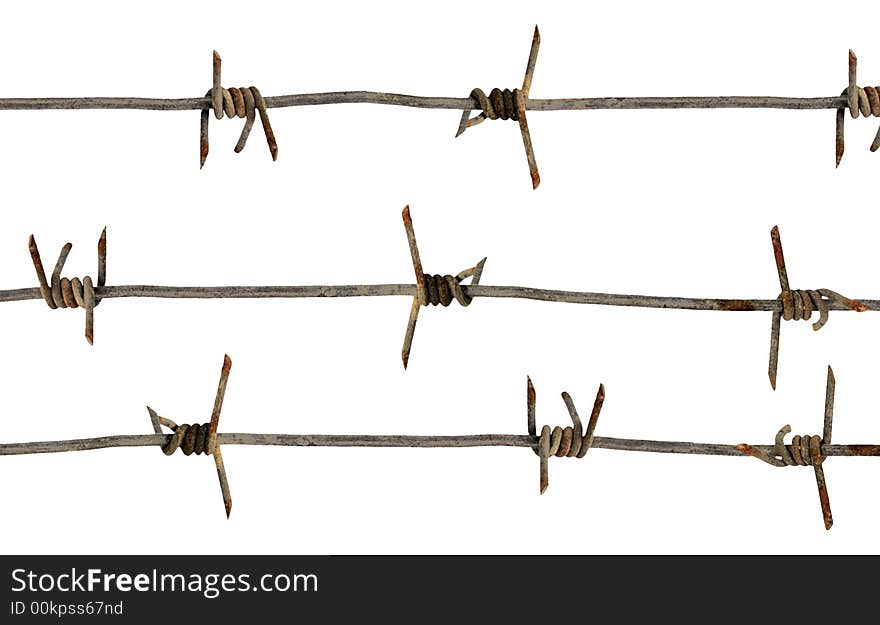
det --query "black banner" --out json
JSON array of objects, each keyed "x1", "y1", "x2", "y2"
[{"x1": 0, "y1": 555, "x2": 869, "y2": 620}]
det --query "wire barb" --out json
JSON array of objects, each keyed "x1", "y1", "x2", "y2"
[
  {"x1": 737, "y1": 366, "x2": 836, "y2": 529},
  {"x1": 200, "y1": 51, "x2": 277, "y2": 168},
  {"x1": 455, "y1": 26, "x2": 541, "y2": 189},
  {"x1": 146, "y1": 355, "x2": 233, "y2": 518},
  {"x1": 766, "y1": 226, "x2": 867, "y2": 389},
  {"x1": 400, "y1": 206, "x2": 486, "y2": 369},
  {"x1": 537, "y1": 382, "x2": 605, "y2": 494},
  {"x1": 27, "y1": 228, "x2": 107, "y2": 345},
  {"x1": 837, "y1": 50, "x2": 880, "y2": 167}
]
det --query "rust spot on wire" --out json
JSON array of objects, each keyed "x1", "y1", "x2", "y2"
[
  {"x1": 839, "y1": 444, "x2": 880, "y2": 456},
  {"x1": 735, "y1": 443, "x2": 759, "y2": 457}
]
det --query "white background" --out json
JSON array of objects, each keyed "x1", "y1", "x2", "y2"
[{"x1": 1, "y1": 0, "x2": 879, "y2": 554}]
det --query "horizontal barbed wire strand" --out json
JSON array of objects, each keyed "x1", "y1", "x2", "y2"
[
  {"x1": 13, "y1": 211, "x2": 874, "y2": 390},
  {"x1": 3, "y1": 30, "x2": 878, "y2": 186},
  {"x1": 0, "y1": 94, "x2": 846, "y2": 112},
  {"x1": 1, "y1": 284, "x2": 877, "y2": 312},
  {"x1": 0, "y1": 362, "x2": 860, "y2": 528},
  {"x1": 0, "y1": 433, "x2": 876, "y2": 458}
]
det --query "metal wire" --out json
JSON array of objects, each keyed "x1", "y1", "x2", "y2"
[
  {"x1": 0, "y1": 28, "x2": 874, "y2": 187},
  {"x1": 6, "y1": 209, "x2": 874, "y2": 389},
  {"x1": 0, "y1": 361, "x2": 868, "y2": 529}
]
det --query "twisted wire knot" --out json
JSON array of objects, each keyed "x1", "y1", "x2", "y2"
[
  {"x1": 739, "y1": 425, "x2": 825, "y2": 468},
  {"x1": 540, "y1": 422, "x2": 592, "y2": 458},
  {"x1": 540, "y1": 388, "x2": 605, "y2": 459},
  {"x1": 837, "y1": 50, "x2": 880, "y2": 165},
  {"x1": 740, "y1": 367, "x2": 836, "y2": 529},
  {"x1": 159, "y1": 421, "x2": 216, "y2": 457},
  {"x1": 146, "y1": 355, "x2": 233, "y2": 517},
  {"x1": 774, "y1": 426, "x2": 825, "y2": 467},
  {"x1": 200, "y1": 51, "x2": 278, "y2": 167},
  {"x1": 400, "y1": 206, "x2": 488, "y2": 368},
  {"x1": 211, "y1": 85, "x2": 273, "y2": 153},
  {"x1": 28, "y1": 230, "x2": 106, "y2": 345},
  {"x1": 421, "y1": 273, "x2": 473, "y2": 307},
  {"x1": 213, "y1": 85, "x2": 264, "y2": 120},
  {"x1": 468, "y1": 87, "x2": 522, "y2": 122},
  {"x1": 767, "y1": 226, "x2": 870, "y2": 390},
  {"x1": 847, "y1": 84, "x2": 880, "y2": 120},
  {"x1": 454, "y1": 28, "x2": 542, "y2": 188},
  {"x1": 845, "y1": 82, "x2": 880, "y2": 154},
  {"x1": 778, "y1": 288, "x2": 867, "y2": 331},
  {"x1": 534, "y1": 382, "x2": 606, "y2": 494},
  {"x1": 40, "y1": 267, "x2": 96, "y2": 312}
]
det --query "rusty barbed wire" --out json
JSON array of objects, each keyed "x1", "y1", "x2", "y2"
[
  {"x1": 27, "y1": 228, "x2": 106, "y2": 345},
  {"x1": 737, "y1": 367, "x2": 837, "y2": 529},
  {"x1": 767, "y1": 226, "x2": 867, "y2": 389},
  {"x1": 0, "y1": 27, "x2": 876, "y2": 187},
  {"x1": 421, "y1": 274, "x2": 474, "y2": 307},
  {"x1": 536, "y1": 384, "x2": 605, "y2": 493},
  {"x1": 400, "y1": 206, "x2": 485, "y2": 368},
  {"x1": 148, "y1": 355, "x2": 232, "y2": 517},
  {"x1": 0, "y1": 359, "x2": 872, "y2": 529},
  {"x1": 3, "y1": 207, "x2": 874, "y2": 388},
  {"x1": 837, "y1": 50, "x2": 880, "y2": 164},
  {"x1": 199, "y1": 51, "x2": 277, "y2": 167}
]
